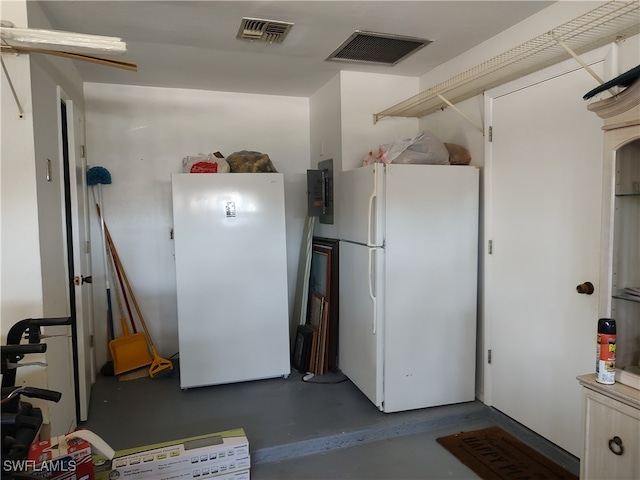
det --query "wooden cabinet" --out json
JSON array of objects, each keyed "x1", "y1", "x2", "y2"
[
  {"x1": 578, "y1": 375, "x2": 640, "y2": 479},
  {"x1": 590, "y1": 79, "x2": 640, "y2": 388},
  {"x1": 579, "y1": 77, "x2": 640, "y2": 479}
]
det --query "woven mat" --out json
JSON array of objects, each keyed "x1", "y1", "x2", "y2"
[{"x1": 436, "y1": 426, "x2": 577, "y2": 480}]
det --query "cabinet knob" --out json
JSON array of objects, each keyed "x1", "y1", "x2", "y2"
[
  {"x1": 608, "y1": 436, "x2": 624, "y2": 455},
  {"x1": 576, "y1": 281, "x2": 594, "y2": 295}
]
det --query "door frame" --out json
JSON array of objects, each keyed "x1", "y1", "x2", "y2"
[
  {"x1": 57, "y1": 86, "x2": 94, "y2": 422},
  {"x1": 482, "y1": 45, "x2": 614, "y2": 407}
]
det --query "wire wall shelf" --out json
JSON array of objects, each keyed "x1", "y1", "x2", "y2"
[{"x1": 373, "y1": 1, "x2": 640, "y2": 123}]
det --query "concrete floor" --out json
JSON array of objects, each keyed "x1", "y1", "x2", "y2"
[{"x1": 81, "y1": 369, "x2": 579, "y2": 479}]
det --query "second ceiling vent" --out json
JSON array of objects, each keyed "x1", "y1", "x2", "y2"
[
  {"x1": 327, "y1": 31, "x2": 432, "y2": 65},
  {"x1": 237, "y1": 17, "x2": 294, "y2": 43}
]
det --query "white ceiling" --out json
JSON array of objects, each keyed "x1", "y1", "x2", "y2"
[{"x1": 35, "y1": 1, "x2": 555, "y2": 97}]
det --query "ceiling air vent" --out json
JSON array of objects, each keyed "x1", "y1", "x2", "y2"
[
  {"x1": 237, "y1": 17, "x2": 294, "y2": 43},
  {"x1": 327, "y1": 31, "x2": 432, "y2": 66}
]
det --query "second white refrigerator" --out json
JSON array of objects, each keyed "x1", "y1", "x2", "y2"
[
  {"x1": 172, "y1": 173, "x2": 291, "y2": 389},
  {"x1": 339, "y1": 163, "x2": 479, "y2": 413}
]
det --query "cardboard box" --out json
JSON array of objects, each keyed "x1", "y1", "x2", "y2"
[
  {"x1": 210, "y1": 470, "x2": 250, "y2": 480},
  {"x1": 27, "y1": 432, "x2": 95, "y2": 479},
  {"x1": 105, "y1": 428, "x2": 250, "y2": 479},
  {"x1": 95, "y1": 468, "x2": 251, "y2": 480},
  {"x1": 106, "y1": 467, "x2": 251, "y2": 480}
]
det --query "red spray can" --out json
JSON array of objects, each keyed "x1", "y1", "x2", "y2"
[{"x1": 596, "y1": 318, "x2": 616, "y2": 384}]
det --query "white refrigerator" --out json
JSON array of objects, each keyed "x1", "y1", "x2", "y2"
[
  {"x1": 338, "y1": 163, "x2": 479, "y2": 413},
  {"x1": 171, "y1": 173, "x2": 291, "y2": 389}
]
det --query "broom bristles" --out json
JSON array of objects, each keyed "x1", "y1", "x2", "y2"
[{"x1": 87, "y1": 166, "x2": 112, "y2": 186}]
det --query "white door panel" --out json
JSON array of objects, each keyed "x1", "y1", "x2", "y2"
[
  {"x1": 487, "y1": 64, "x2": 604, "y2": 455},
  {"x1": 172, "y1": 173, "x2": 290, "y2": 389},
  {"x1": 338, "y1": 164, "x2": 383, "y2": 246},
  {"x1": 384, "y1": 165, "x2": 479, "y2": 412},
  {"x1": 339, "y1": 242, "x2": 383, "y2": 408},
  {"x1": 72, "y1": 105, "x2": 94, "y2": 422},
  {"x1": 49, "y1": 92, "x2": 91, "y2": 432}
]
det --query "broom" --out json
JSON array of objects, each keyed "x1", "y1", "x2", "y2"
[
  {"x1": 87, "y1": 166, "x2": 115, "y2": 374},
  {"x1": 103, "y1": 222, "x2": 173, "y2": 379},
  {"x1": 106, "y1": 238, "x2": 152, "y2": 376}
]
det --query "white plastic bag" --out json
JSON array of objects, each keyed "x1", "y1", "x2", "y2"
[
  {"x1": 392, "y1": 131, "x2": 449, "y2": 165},
  {"x1": 362, "y1": 131, "x2": 449, "y2": 166}
]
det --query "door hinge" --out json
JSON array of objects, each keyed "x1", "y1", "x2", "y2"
[
  {"x1": 488, "y1": 126, "x2": 493, "y2": 142},
  {"x1": 90, "y1": 335, "x2": 94, "y2": 348},
  {"x1": 80, "y1": 145, "x2": 86, "y2": 158},
  {"x1": 488, "y1": 349, "x2": 492, "y2": 364},
  {"x1": 85, "y1": 241, "x2": 90, "y2": 254},
  {"x1": 488, "y1": 240, "x2": 493, "y2": 254}
]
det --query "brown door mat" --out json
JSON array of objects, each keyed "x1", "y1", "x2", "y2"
[{"x1": 436, "y1": 426, "x2": 577, "y2": 480}]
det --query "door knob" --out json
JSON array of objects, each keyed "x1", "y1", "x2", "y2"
[
  {"x1": 75, "y1": 275, "x2": 92, "y2": 285},
  {"x1": 576, "y1": 282, "x2": 594, "y2": 295}
]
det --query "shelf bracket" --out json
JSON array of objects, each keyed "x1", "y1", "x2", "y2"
[
  {"x1": 550, "y1": 31, "x2": 616, "y2": 97},
  {"x1": 436, "y1": 94, "x2": 484, "y2": 134},
  {"x1": 1, "y1": 55, "x2": 25, "y2": 118}
]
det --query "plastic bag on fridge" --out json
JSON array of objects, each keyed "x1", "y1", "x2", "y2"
[{"x1": 362, "y1": 131, "x2": 449, "y2": 166}]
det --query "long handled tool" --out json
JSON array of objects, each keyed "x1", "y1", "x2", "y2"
[
  {"x1": 103, "y1": 223, "x2": 173, "y2": 379},
  {"x1": 87, "y1": 167, "x2": 114, "y2": 371},
  {"x1": 106, "y1": 242, "x2": 152, "y2": 375},
  {"x1": 110, "y1": 241, "x2": 138, "y2": 334}
]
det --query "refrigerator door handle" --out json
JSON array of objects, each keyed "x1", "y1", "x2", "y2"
[
  {"x1": 367, "y1": 165, "x2": 377, "y2": 247},
  {"x1": 368, "y1": 248, "x2": 377, "y2": 334}
]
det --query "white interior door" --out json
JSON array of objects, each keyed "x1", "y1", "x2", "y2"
[
  {"x1": 71, "y1": 104, "x2": 94, "y2": 421},
  {"x1": 485, "y1": 63, "x2": 604, "y2": 455},
  {"x1": 50, "y1": 91, "x2": 93, "y2": 429}
]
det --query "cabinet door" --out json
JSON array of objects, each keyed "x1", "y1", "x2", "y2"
[
  {"x1": 600, "y1": 131, "x2": 640, "y2": 375},
  {"x1": 582, "y1": 389, "x2": 640, "y2": 479}
]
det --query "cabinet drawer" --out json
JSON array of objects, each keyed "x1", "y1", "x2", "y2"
[{"x1": 582, "y1": 388, "x2": 640, "y2": 479}]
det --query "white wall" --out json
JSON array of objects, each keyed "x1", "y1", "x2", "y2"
[
  {"x1": 339, "y1": 71, "x2": 419, "y2": 172},
  {"x1": 0, "y1": 0, "x2": 41, "y2": 339},
  {"x1": 311, "y1": 71, "x2": 419, "y2": 240},
  {"x1": 310, "y1": 74, "x2": 342, "y2": 172},
  {"x1": 0, "y1": 0, "x2": 50, "y2": 429},
  {"x1": 84, "y1": 83, "x2": 310, "y2": 365},
  {"x1": 309, "y1": 74, "x2": 342, "y2": 240}
]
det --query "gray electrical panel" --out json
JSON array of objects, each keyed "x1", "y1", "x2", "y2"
[{"x1": 306, "y1": 158, "x2": 334, "y2": 224}]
